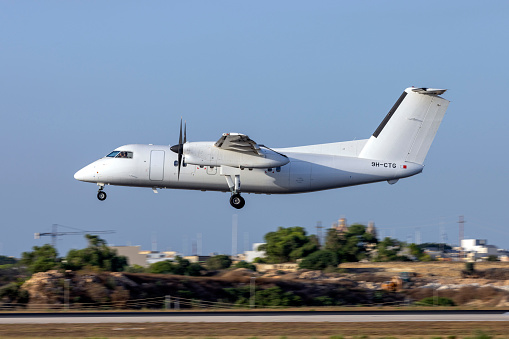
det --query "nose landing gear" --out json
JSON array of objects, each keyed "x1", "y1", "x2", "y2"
[{"x1": 97, "y1": 184, "x2": 107, "y2": 201}]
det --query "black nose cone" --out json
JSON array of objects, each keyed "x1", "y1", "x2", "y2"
[{"x1": 170, "y1": 144, "x2": 180, "y2": 153}]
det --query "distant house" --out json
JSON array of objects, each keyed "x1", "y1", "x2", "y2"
[
  {"x1": 110, "y1": 245, "x2": 178, "y2": 267},
  {"x1": 183, "y1": 255, "x2": 211, "y2": 263}
]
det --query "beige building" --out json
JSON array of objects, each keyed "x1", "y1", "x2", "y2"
[{"x1": 110, "y1": 245, "x2": 147, "y2": 267}]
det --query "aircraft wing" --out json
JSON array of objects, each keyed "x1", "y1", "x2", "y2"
[{"x1": 214, "y1": 133, "x2": 262, "y2": 156}]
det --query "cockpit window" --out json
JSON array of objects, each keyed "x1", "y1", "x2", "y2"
[
  {"x1": 106, "y1": 151, "x2": 120, "y2": 158},
  {"x1": 106, "y1": 151, "x2": 133, "y2": 158}
]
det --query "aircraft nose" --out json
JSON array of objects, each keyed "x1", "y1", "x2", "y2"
[
  {"x1": 74, "y1": 167, "x2": 86, "y2": 181},
  {"x1": 74, "y1": 165, "x2": 95, "y2": 182}
]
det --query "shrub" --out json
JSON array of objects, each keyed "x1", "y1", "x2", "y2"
[
  {"x1": 313, "y1": 296, "x2": 336, "y2": 306},
  {"x1": 233, "y1": 261, "x2": 256, "y2": 271},
  {"x1": 416, "y1": 296, "x2": 455, "y2": 306},
  {"x1": 206, "y1": 255, "x2": 232, "y2": 270},
  {"x1": 124, "y1": 264, "x2": 146, "y2": 273}
]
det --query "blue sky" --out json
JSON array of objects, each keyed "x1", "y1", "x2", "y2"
[{"x1": 1, "y1": 1, "x2": 508, "y2": 258}]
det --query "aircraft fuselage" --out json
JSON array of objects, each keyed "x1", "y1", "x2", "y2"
[{"x1": 74, "y1": 143, "x2": 423, "y2": 194}]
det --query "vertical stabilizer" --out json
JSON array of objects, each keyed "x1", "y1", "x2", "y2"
[{"x1": 358, "y1": 87, "x2": 449, "y2": 164}]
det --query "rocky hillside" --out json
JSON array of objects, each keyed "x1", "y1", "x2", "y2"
[{"x1": 16, "y1": 263, "x2": 509, "y2": 309}]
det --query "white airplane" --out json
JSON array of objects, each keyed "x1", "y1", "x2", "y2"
[{"x1": 74, "y1": 87, "x2": 449, "y2": 209}]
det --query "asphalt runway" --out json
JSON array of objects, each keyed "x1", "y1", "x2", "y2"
[{"x1": 0, "y1": 310, "x2": 508, "y2": 324}]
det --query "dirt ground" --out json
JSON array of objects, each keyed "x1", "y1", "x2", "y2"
[{"x1": 0, "y1": 321, "x2": 509, "y2": 338}]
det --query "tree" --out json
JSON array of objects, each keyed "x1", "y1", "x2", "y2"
[
  {"x1": 147, "y1": 256, "x2": 203, "y2": 276},
  {"x1": 407, "y1": 243, "x2": 433, "y2": 261},
  {"x1": 64, "y1": 234, "x2": 127, "y2": 272},
  {"x1": 373, "y1": 237, "x2": 402, "y2": 262},
  {"x1": 299, "y1": 250, "x2": 339, "y2": 270},
  {"x1": 0, "y1": 256, "x2": 17, "y2": 265},
  {"x1": 148, "y1": 260, "x2": 174, "y2": 274},
  {"x1": 206, "y1": 255, "x2": 232, "y2": 270},
  {"x1": 417, "y1": 242, "x2": 452, "y2": 251},
  {"x1": 259, "y1": 227, "x2": 319, "y2": 263},
  {"x1": 324, "y1": 224, "x2": 378, "y2": 263},
  {"x1": 20, "y1": 244, "x2": 59, "y2": 274}
]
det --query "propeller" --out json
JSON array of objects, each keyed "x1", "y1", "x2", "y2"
[{"x1": 170, "y1": 118, "x2": 186, "y2": 180}]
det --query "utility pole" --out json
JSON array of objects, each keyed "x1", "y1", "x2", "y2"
[
  {"x1": 316, "y1": 221, "x2": 323, "y2": 248},
  {"x1": 458, "y1": 216, "x2": 466, "y2": 259},
  {"x1": 197, "y1": 233, "x2": 202, "y2": 256},
  {"x1": 232, "y1": 214, "x2": 238, "y2": 257}
]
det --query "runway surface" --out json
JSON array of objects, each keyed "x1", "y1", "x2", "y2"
[{"x1": 1, "y1": 310, "x2": 508, "y2": 324}]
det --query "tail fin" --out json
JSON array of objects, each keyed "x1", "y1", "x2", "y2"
[{"x1": 358, "y1": 87, "x2": 449, "y2": 164}]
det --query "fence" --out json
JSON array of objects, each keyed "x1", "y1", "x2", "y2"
[{"x1": 0, "y1": 295, "x2": 409, "y2": 311}]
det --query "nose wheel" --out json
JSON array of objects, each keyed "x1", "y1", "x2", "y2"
[
  {"x1": 230, "y1": 194, "x2": 245, "y2": 209},
  {"x1": 97, "y1": 186, "x2": 107, "y2": 201}
]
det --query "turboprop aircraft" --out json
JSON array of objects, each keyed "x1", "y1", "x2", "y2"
[{"x1": 74, "y1": 87, "x2": 449, "y2": 209}]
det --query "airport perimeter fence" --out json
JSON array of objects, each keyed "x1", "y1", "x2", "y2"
[{"x1": 0, "y1": 295, "x2": 409, "y2": 311}]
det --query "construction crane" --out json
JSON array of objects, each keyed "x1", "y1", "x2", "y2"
[{"x1": 35, "y1": 224, "x2": 116, "y2": 248}]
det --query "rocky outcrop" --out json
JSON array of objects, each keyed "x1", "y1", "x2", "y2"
[{"x1": 21, "y1": 270, "x2": 136, "y2": 308}]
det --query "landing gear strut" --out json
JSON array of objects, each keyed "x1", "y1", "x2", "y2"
[
  {"x1": 224, "y1": 174, "x2": 245, "y2": 209},
  {"x1": 230, "y1": 194, "x2": 245, "y2": 209},
  {"x1": 97, "y1": 185, "x2": 107, "y2": 201}
]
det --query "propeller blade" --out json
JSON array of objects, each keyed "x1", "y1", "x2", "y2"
[
  {"x1": 184, "y1": 121, "x2": 187, "y2": 144},
  {"x1": 178, "y1": 118, "x2": 183, "y2": 146},
  {"x1": 178, "y1": 119, "x2": 183, "y2": 180},
  {"x1": 177, "y1": 150, "x2": 182, "y2": 180}
]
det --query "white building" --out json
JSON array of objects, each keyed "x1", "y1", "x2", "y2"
[
  {"x1": 461, "y1": 239, "x2": 498, "y2": 260},
  {"x1": 143, "y1": 250, "x2": 177, "y2": 265},
  {"x1": 243, "y1": 243, "x2": 266, "y2": 262}
]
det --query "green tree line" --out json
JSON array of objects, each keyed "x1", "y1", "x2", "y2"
[{"x1": 257, "y1": 224, "x2": 433, "y2": 270}]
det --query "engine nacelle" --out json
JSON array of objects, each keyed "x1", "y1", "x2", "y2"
[{"x1": 183, "y1": 142, "x2": 289, "y2": 168}]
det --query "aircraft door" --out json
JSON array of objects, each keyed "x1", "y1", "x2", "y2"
[{"x1": 150, "y1": 150, "x2": 165, "y2": 181}]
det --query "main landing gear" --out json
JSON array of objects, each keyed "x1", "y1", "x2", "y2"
[
  {"x1": 230, "y1": 194, "x2": 245, "y2": 209},
  {"x1": 224, "y1": 174, "x2": 245, "y2": 209},
  {"x1": 97, "y1": 185, "x2": 107, "y2": 201}
]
